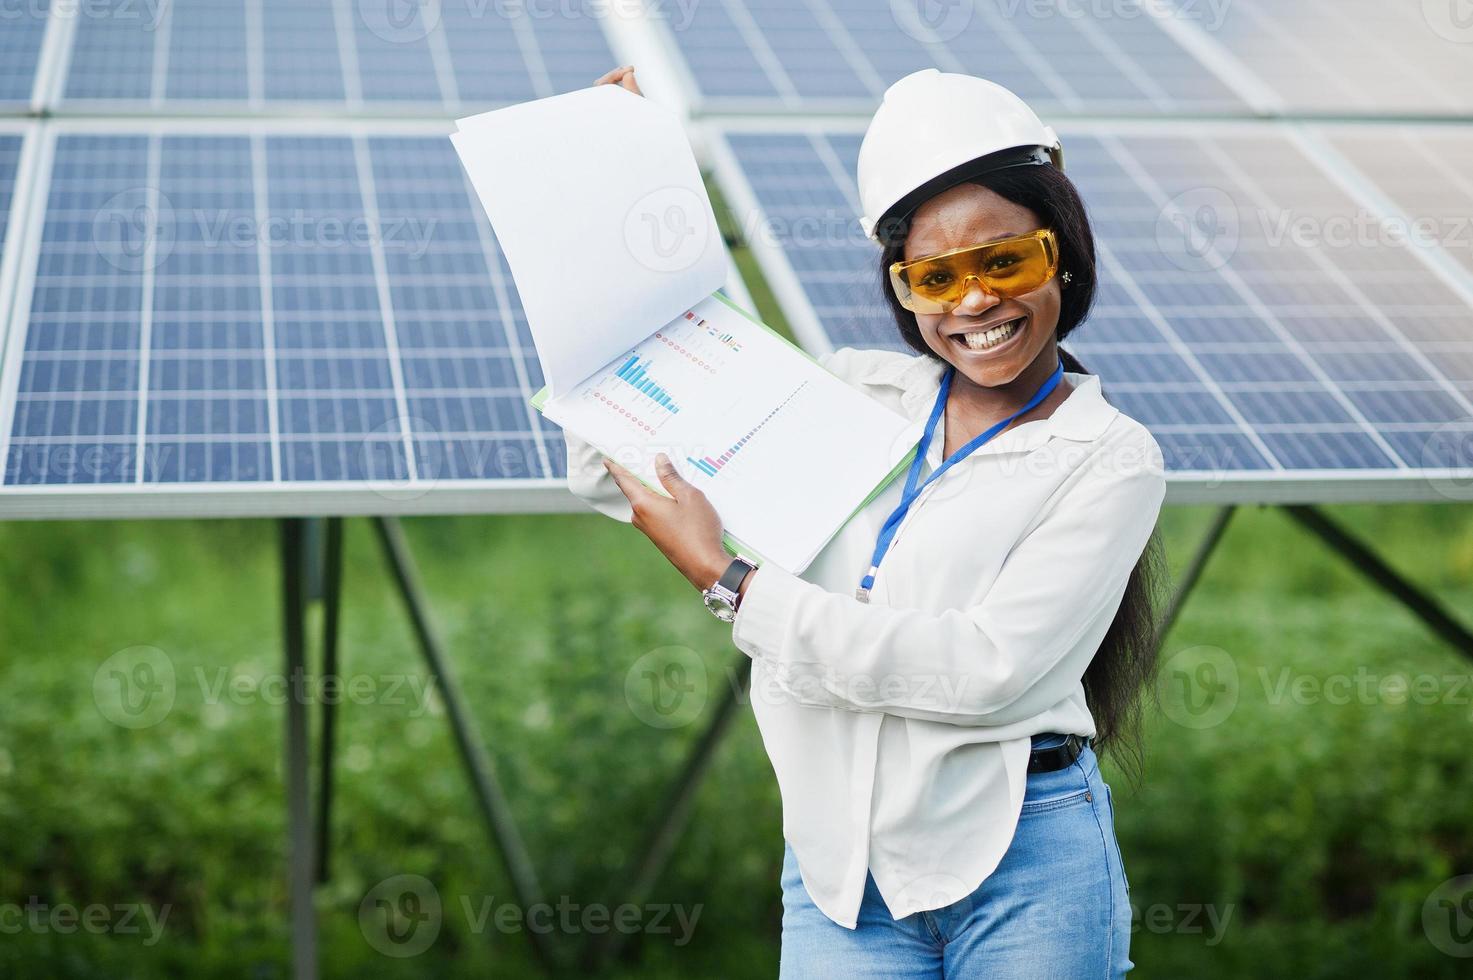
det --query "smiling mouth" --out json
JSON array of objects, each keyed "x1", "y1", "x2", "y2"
[{"x1": 947, "y1": 315, "x2": 1026, "y2": 353}]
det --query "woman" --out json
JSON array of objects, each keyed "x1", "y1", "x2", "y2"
[{"x1": 568, "y1": 65, "x2": 1168, "y2": 978}]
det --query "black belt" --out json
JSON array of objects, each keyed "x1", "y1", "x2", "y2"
[{"x1": 1027, "y1": 733, "x2": 1087, "y2": 773}]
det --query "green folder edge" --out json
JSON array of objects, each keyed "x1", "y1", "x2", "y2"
[{"x1": 529, "y1": 291, "x2": 917, "y2": 569}]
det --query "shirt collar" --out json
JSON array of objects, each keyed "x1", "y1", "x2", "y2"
[{"x1": 860, "y1": 351, "x2": 1118, "y2": 455}]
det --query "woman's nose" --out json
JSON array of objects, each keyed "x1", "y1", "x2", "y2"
[{"x1": 954, "y1": 278, "x2": 1002, "y2": 316}]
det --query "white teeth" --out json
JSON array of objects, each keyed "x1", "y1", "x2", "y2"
[{"x1": 958, "y1": 318, "x2": 1022, "y2": 351}]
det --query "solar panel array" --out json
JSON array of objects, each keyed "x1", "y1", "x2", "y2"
[
  {"x1": 654, "y1": 0, "x2": 1473, "y2": 118},
  {"x1": 711, "y1": 123, "x2": 1473, "y2": 493},
  {"x1": 0, "y1": 1, "x2": 631, "y2": 514},
  {"x1": 46, "y1": 0, "x2": 616, "y2": 111},
  {"x1": 2, "y1": 128, "x2": 563, "y2": 496},
  {"x1": 0, "y1": 1, "x2": 1470, "y2": 513},
  {"x1": 660, "y1": 0, "x2": 1247, "y2": 114}
]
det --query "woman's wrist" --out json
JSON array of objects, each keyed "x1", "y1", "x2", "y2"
[{"x1": 696, "y1": 551, "x2": 757, "y2": 607}]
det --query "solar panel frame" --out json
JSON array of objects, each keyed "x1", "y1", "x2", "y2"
[{"x1": 703, "y1": 115, "x2": 1473, "y2": 505}]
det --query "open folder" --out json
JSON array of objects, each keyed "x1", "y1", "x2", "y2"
[{"x1": 451, "y1": 85, "x2": 919, "y2": 573}]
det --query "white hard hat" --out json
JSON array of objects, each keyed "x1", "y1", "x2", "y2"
[{"x1": 858, "y1": 69, "x2": 1063, "y2": 246}]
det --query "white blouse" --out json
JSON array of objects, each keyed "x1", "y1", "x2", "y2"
[{"x1": 563, "y1": 345, "x2": 1167, "y2": 929}]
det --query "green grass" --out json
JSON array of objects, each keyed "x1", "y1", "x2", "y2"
[{"x1": 1, "y1": 501, "x2": 1471, "y2": 978}]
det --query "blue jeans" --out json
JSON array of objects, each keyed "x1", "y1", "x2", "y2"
[{"x1": 779, "y1": 741, "x2": 1133, "y2": 978}]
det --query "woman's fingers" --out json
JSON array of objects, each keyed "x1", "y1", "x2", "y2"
[
  {"x1": 593, "y1": 65, "x2": 630, "y2": 87},
  {"x1": 654, "y1": 452, "x2": 694, "y2": 501},
  {"x1": 603, "y1": 456, "x2": 658, "y2": 507},
  {"x1": 592, "y1": 64, "x2": 642, "y2": 97}
]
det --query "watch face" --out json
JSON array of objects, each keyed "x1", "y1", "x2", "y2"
[{"x1": 703, "y1": 591, "x2": 736, "y2": 621}]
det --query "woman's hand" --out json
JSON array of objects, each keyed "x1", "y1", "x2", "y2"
[
  {"x1": 603, "y1": 453, "x2": 731, "y2": 592},
  {"x1": 594, "y1": 65, "x2": 643, "y2": 97}
]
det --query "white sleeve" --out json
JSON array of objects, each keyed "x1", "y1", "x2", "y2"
[
  {"x1": 730, "y1": 429, "x2": 1167, "y2": 727},
  {"x1": 563, "y1": 429, "x2": 634, "y2": 523}
]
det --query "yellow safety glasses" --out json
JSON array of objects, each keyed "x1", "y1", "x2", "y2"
[{"x1": 889, "y1": 228, "x2": 1060, "y2": 315}]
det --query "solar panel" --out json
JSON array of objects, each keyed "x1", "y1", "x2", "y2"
[
  {"x1": 0, "y1": 125, "x2": 34, "y2": 354},
  {"x1": 52, "y1": 0, "x2": 617, "y2": 112},
  {"x1": 0, "y1": 123, "x2": 576, "y2": 515},
  {"x1": 708, "y1": 120, "x2": 1473, "y2": 500},
  {"x1": 1172, "y1": 0, "x2": 1473, "y2": 116},
  {"x1": 0, "y1": 119, "x2": 755, "y2": 516},
  {"x1": 654, "y1": 0, "x2": 1247, "y2": 115},
  {"x1": 0, "y1": 0, "x2": 49, "y2": 109}
]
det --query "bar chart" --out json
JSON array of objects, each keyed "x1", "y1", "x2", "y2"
[
  {"x1": 614, "y1": 354, "x2": 681, "y2": 413},
  {"x1": 687, "y1": 381, "x2": 808, "y2": 478}
]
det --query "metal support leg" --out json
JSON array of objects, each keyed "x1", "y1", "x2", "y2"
[
  {"x1": 1153, "y1": 505, "x2": 1236, "y2": 653},
  {"x1": 315, "y1": 518, "x2": 343, "y2": 884},
  {"x1": 370, "y1": 516, "x2": 557, "y2": 974},
  {"x1": 280, "y1": 518, "x2": 318, "y2": 980},
  {"x1": 584, "y1": 656, "x2": 754, "y2": 971},
  {"x1": 1281, "y1": 504, "x2": 1473, "y2": 662}
]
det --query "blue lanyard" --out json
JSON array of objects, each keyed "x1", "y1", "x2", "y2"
[{"x1": 855, "y1": 356, "x2": 1064, "y2": 602}]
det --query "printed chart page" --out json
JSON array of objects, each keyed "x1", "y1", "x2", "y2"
[{"x1": 541, "y1": 295, "x2": 918, "y2": 572}]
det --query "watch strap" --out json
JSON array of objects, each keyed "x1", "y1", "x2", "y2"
[{"x1": 716, "y1": 554, "x2": 757, "y2": 594}]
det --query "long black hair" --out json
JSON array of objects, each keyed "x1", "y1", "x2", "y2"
[{"x1": 877, "y1": 164, "x2": 1168, "y2": 783}]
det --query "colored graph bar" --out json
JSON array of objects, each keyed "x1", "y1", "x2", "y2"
[{"x1": 615, "y1": 354, "x2": 679, "y2": 413}]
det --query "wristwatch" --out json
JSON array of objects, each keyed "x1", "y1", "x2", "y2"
[{"x1": 702, "y1": 554, "x2": 757, "y2": 622}]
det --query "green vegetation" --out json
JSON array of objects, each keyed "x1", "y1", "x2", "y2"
[{"x1": 1, "y1": 501, "x2": 1470, "y2": 977}]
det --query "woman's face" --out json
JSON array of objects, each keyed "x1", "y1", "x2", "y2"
[{"x1": 903, "y1": 182, "x2": 1061, "y2": 389}]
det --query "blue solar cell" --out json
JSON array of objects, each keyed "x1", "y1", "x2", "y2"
[
  {"x1": 166, "y1": 0, "x2": 250, "y2": 101},
  {"x1": 439, "y1": 2, "x2": 541, "y2": 104},
  {"x1": 350, "y1": 6, "x2": 444, "y2": 104},
  {"x1": 3, "y1": 130, "x2": 563, "y2": 490},
  {"x1": 718, "y1": 124, "x2": 1473, "y2": 480},
  {"x1": 0, "y1": 0, "x2": 48, "y2": 105},
  {"x1": 260, "y1": 0, "x2": 346, "y2": 102},
  {"x1": 0, "y1": 134, "x2": 20, "y2": 248},
  {"x1": 64, "y1": 1, "x2": 159, "y2": 102}
]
